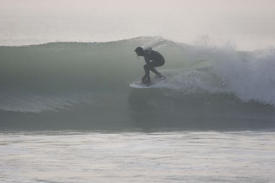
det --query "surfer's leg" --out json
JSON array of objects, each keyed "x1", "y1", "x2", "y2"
[
  {"x1": 143, "y1": 64, "x2": 151, "y2": 83},
  {"x1": 148, "y1": 62, "x2": 164, "y2": 78},
  {"x1": 150, "y1": 67, "x2": 162, "y2": 77}
]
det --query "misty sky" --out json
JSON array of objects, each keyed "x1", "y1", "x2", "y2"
[{"x1": 0, "y1": 0, "x2": 275, "y2": 50}]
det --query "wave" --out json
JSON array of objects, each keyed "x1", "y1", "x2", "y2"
[{"x1": 0, "y1": 36, "x2": 275, "y2": 130}]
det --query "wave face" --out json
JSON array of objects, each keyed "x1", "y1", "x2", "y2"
[{"x1": 0, "y1": 37, "x2": 275, "y2": 131}]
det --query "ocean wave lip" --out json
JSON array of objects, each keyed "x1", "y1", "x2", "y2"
[{"x1": 0, "y1": 37, "x2": 274, "y2": 131}]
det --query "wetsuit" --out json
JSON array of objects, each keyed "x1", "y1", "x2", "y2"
[{"x1": 142, "y1": 49, "x2": 165, "y2": 83}]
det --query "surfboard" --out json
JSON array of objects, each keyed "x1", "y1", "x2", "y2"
[
  {"x1": 129, "y1": 76, "x2": 166, "y2": 88},
  {"x1": 129, "y1": 81, "x2": 153, "y2": 88}
]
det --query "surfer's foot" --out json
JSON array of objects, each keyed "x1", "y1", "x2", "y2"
[
  {"x1": 142, "y1": 76, "x2": 151, "y2": 84},
  {"x1": 142, "y1": 78, "x2": 151, "y2": 85},
  {"x1": 142, "y1": 79, "x2": 151, "y2": 84},
  {"x1": 143, "y1": 81, "x2": 151, "y2": 86},
  {"x1": 155, "y1": 74, "x2": 166, "y2": 80}
]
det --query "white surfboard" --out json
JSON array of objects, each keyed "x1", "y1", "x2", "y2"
[
  {"x1": 129, "y1": 76, "x2": 166, "y2": 88},
  {"x1": 129, "y1": 81, "x2": 153, "y2": 88}
]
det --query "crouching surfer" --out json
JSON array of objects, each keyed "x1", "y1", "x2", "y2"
[{"x1": 134, "y1": 47, "x2": 165, "y2": 85}]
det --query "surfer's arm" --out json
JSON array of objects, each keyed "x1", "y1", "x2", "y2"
[{"x1": 144, "y1": 57, "x2": 150, "y2": 64}]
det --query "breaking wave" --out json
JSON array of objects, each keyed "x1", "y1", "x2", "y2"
[{"x1": 0, "y1": 37, "x2": 274, "y2": 130}]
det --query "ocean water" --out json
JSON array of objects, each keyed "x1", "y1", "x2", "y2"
[
  {"x1": 1, "y1": 37, "x2": 275, "y2": 182},
  {"x1": 0, "y1": 37, "x2": 274, "y2": 130},
  {"x1": 1, "y1": 131, "x2": 275, "y2": 183}
]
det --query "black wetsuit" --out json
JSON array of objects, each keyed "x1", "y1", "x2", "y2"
[{"x1": 143, "y1": 49, "x2": 165, "y2": 83}]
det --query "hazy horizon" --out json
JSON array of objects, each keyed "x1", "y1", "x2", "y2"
[{"x1": 1, "y1": 0, "x2": 275, "y2": 50}]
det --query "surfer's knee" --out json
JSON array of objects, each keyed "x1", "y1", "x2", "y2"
[{"x1": 144, "y1": 64, "x2": 149, "y2": 71}]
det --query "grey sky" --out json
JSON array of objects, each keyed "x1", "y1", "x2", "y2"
[{"x1": 1, "y1": 0, "x2": 275, "y2": 49}]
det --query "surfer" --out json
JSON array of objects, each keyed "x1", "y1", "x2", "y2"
[{"x1": 134, "y1": 47, "x2": 165, "y2": 84}]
